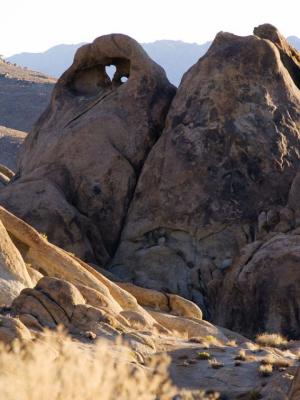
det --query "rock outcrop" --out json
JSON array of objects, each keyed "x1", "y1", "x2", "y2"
[
  {"x1": 0, "y1": 206, "x2": 214, "y2": 341},
  {"x1": 0, "y1": 34, "x2": 175, "y2": 265},
  {"x1": 0, "y1": 218, "x2": 32, "y2": 305},
  {"x1": 2, "y1": 25, "x2": 300, "y2": 344},
  {"x1": 0, "y1": 315, "x2": 31, "y2": 345},
  {"x1": 0, "y1": 205, "x2": 297, "y2": 398},
  {"x1": 216, "y1": 234, "x2": 300, "y2": 338},
  {"x1": 110, "y1": 24, "x2": 300, "y2": 318}
]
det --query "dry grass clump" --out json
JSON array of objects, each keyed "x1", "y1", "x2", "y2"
[
  {"x1": 258, "y1": 363, "x2": 273, "y2": 377},
  {"x1": 255, "y1": 333, "x2": 289, "y2": 349},
  {"x1": 226, "y1": 340, "x2": 237, "y2": 347},
  {"x1": 244, "y1": 342, "x2": 261, "y2": 353},
  {"x1": 234, "y1": 349, "x2": 247, "y2": 361},
  {"x1": 204, "y1": 335, "x2": 222, "y2": 346},
  {"x1": 260, "y1": 355, "x2": 292, "y2": 370},
  {"x1": 234, "y1": 349, "x2": 256, "y2": 363},
  {"x1": 209, "y1": 358, "x2": 224, "y2": 369},
  {"x1": 0, "y1": 330, "x2": 176, "y2": 400},
  {"x1": 197, "y1": 352, "x2": 211, "y2": 360},
  {"x1": 179, "y1": 390, "x2": 221, "y2": 399}
]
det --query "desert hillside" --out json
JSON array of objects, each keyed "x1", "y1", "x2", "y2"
[
  {"x1": 2, "y1": 24, "x2": 300, "y2": 399},
  {"x1": 0, "y1": 58, "x2": 55, "y2": 132},
  {"x1": 0, "y1": 126, "x2": 26, "y2": 170}
]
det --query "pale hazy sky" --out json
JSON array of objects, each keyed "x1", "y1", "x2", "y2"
[{"x1": 1, "y1": 0, "x2": 300, "y2": 56}]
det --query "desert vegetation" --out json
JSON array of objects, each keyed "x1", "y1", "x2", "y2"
[
  {"x1": 255, "y1": 333, "x2": 289, "y2": 349},
  {"x1": 0, "y1": 330, "x2": 173, "y2": 400}
]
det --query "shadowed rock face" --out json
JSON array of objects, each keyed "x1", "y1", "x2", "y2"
[
  {"x1": 110, "y1": 25, "x2": 300, "y2": 317},
  {"x1": 2, "y1": 26, "x2": 300, "y2": 339},
  {"x1": 0, "y1": 34, "x2": 176, "y2": 265},
  {"x1": 216, "y1": 234, "x2": 300, "y2": 339}
]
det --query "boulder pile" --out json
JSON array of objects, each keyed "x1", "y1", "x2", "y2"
[{"x1": 1, "y1": 24, "x2": 300, "y2": 344}]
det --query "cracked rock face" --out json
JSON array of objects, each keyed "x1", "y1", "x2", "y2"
[
  {"x1": 110, "y1": 24, "x2": 300, "y2": 317},
  {"x1": 0, "y1": 34, "x2": 175, "y2": 265},
  {"x1": 0, "y1": 219, "x2": 32, "y2": 305},
  {"x1": 216, "y1": 234, "x2": 300, "y2": 339},
  {"x1": 2, "y1": 26, "x2": 300, "y2": 336}
]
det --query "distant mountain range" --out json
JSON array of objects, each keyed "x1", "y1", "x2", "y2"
[
  {"x1": 6, "y1": 36, "x2": 300, "y2": 86},
  {"x1": 7, "y1": 40, "x2": 211, "y2": 86},
  {"x1": 287, "y1": 36, "x2": 300, "y2": 49}
]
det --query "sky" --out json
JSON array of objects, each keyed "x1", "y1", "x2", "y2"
[{"x1": 1, "y1": 0, "x2": 300, "y2": 56}]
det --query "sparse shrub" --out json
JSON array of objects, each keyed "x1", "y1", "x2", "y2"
[
  {"x1": 41, "y1": 233, "x2": 48, "y2": 241},
  {"x1": 204, "y1": 335, "x2": 222, "y2": 346},
  {"x1": 226, "y1": 340, "x2": 237, "y2": 347},
  {"x1": 260, "y1": 355, "x2": 291, "y2": 370},
  {"x1": 197, "y1": 352, "x2": 211, "y2": 360},
  {"x1": 245, "y1": 342, "x2": 262, "y2": 353},
  {"x1": 255, "y1": 333, "x2": 288, "y2": 349},
  {"x1": 234, "y1": 349, "x2": 247, "y2": 361},
  {"x1": 0, "y1": 330, "x2": 176, "y2": 400},
  {"x1": 209, "y1": 358, "x2": 224, "y2": 369},
  {"x1": 234, "y1": 349, "x2": 257, "y2": 363},
  {"x1": 260, "y1": 355, "x2": 275, "y2": 365},
  {"x1": 258, "y1": 363, "x2": 273, "y2": 377}
]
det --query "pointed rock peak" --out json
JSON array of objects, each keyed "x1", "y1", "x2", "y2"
[
  {"x1": 254, "y1": 23, "x2": 300, "y2": 90},
  {"x1": 254, "y1": 23, "x2": 285, "y2": 46}
]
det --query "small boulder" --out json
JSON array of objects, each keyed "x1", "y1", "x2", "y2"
[{"x1": 0, "y1": 316, "x2": 31, "y2": 345}]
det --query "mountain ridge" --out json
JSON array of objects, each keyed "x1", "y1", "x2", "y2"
[
  {"x1": 6, "y1": 36, "x2": 300, "y2": 86},
  {"x1": 7, "y1": 40, "x2": 211, "y2": 85}
]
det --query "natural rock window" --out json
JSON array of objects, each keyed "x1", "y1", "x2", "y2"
[{"x1": 69, "y1": 57, "x2": 131, "y2": 95}]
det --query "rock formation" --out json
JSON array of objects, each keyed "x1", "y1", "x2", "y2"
[
  {"x1": 0, "y1": 218, "x2": 32, "y2": 305},
  {"x1": 2, "y1": 26, "x2": 300, "y2": 396},
  {"x1": 0, "y1": 205, "x2": 297, "y2": 399},
  {"x1": 0, "y1": 34, "x2": 175, "y2": 265},
  {"x1": 111, "y1": 24, "x2": 300, "y2": 319},
  {"x1": 1, "y1": 25, "x2": 300, "y2": 343}
]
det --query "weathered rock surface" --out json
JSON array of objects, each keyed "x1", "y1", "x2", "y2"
[
  {"x1": 0, "y1": 315, "x2": 31, "y2": 345},
  {"x1": 2, "y1": 25, "x2": 300, "y2": 353},
  {"x1": 216, "y1": 233, "x2": 300, "y2": 339},
  {"x1": 0, "y1": 34, "x2": 175, "y2": 265},
  {"x1": 0, "y1": 207, "x2": 297, "y2": 397},
  {"x1": 0, "y1": 218, "x2": 32, "y2": 305},
  {"x1": 0, "y1": 206, "x2": 211, "y2": 342},
  {"x1": 110, "y1": 24, "x2": 300, "y2": 318}
]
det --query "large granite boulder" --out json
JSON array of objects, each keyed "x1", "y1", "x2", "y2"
[
  {"x1": 110, "y1": 24, "x2": 300, "y2": 317},
  {"x1": 215, "y1": 233, "x2": 300, "y2": 339},
  {"x1": 0, "y1": 34, "x2": 175, "y2": 265},
  {"x1": 0, "y1": 218, "x2": 32, "y2": 306}
]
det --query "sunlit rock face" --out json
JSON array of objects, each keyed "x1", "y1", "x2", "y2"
[
  {"x1": 111, "y1": 24, "x2": 300, "y2": 319},
  {"x1": 0, "y1": 34, "x2": 175, "y2": 265}
]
